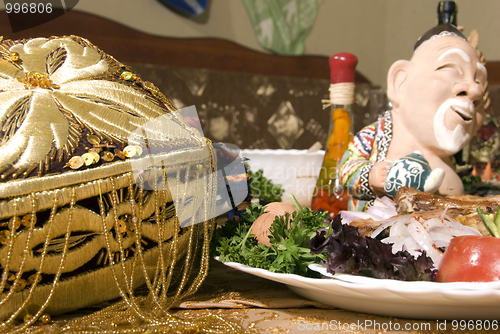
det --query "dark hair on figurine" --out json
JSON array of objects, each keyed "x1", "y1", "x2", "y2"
[{"x1": 414, "y1": 23, "x2": 467, "y2": 51}]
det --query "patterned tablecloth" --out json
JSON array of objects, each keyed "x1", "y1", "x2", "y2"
[
  {"x1": 167, "y1": 259, "x2": 495, "y2": 334},
  {"x1": 17, "y1": 257, "x2": 497, "y2": 334}
]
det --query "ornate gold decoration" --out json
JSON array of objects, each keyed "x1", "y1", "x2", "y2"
[
  {"x1": 9, "y1": 52, "x2": 19, "y2": 62},
  {"x1": 0, "y1": 35, "x2": 224, "y2": 333},
  {"x1": 66, "y1": 156, "x2": 84, "y2": 169},
  {"x1": 40, "y1": 314, "x2": 51, "y2": 324},
  {"x1": 0, "y1": 36, "x2": 181, "y2": 179},
  {"x1": 101, "y1": 151, "x2": 115, "y2": 162},
  {"x1": 19, "y1": 71, "x2": 60, "y2": 90}
]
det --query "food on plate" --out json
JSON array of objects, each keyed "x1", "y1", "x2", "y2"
[
  {"x1": 248, "y1": 168, "x2": 284, "y2": 204},
  {"x1": 340, "y1": 188, "x2": 489, "y2": 269},
  {"x1": 395, "y1": 186, "x2": 500, "y2": 235},
  {"x1": 437, "y1": 235, "x2": 500, "y2": 282},
  {"x1": 215, "y1": 184, "x2": 500, "y2": 283},
  {"x1": 212, "y1": 196, "x2": 328, "y2": 277},
  {"x1": 250, "y1": 202, "x2": 297, "y2": 246},
  {"x1": 309, "y1": 214, "x2": 437, "y2": 281},
  {"x1": 372, "y1": 213, "x2": 482, "y2": 268},
  {"x1": 437, "y1": 206, "x2": 500, "y2": 282}
]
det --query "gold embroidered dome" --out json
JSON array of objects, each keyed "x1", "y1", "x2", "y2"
[
  {"x1": 0, "y1": 36, "x2": 217, "y2": 330},
  {"x1": 0, "y1": 35, "x2": 197, "y2": 179}
]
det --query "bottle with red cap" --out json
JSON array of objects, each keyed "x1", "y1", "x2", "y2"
[{"x1": 311, "y1": 53, "x2": 357, "y2": 219}]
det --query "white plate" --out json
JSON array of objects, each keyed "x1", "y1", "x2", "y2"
[
  {"x1": 215, "y1": 258, "x2": 500, "y2": 320},
  {"x1": 241, "y1": 149, "x2": 324, "y2": 207}
]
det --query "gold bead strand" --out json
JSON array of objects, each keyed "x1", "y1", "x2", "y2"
[
  {"x1": 109, "y1": 177, "x2": 134, "y2": 297},
  {"x1": 194, "y1": 168, "x2": 217, "y2": 295},
  {"x1": 99, "y1": 178, "x2": 155, "y2": 325},
  {"x1": 152, "y1": 172, "x2": 168, "y2": 301},
  {"x1": 162, "y1": 164, "x2": 180, "y2": 292},
  {"x1": 163, "y1": 166, "x2": 196, "y2": 308},
  {"x1": 128, "y1": 174, "x2": 157, "y2": 297},
  {"x1": 160, "y1": 167, "x2": 180, "y2": 305},
  {"x1": 2, "y1": 194, "x2": 42, "y2": 330},
  {"x1": 126, "y1": 174, "x2": 139, "y2": 292},
  {"x1": 17, "y1": 188, "x2": 76, "y2": 332},
  {"x1": 175, "y1": 164, "x2": 208, "y2": 300},
  {"x1": 0, "y1": 202, "x2": 21, "y2": 330},
  {"x1": 127, "y1": 173, "x2": 169, "y2": 319},
  {"x1": 0, "y1": 197, "x2": 37, "y2": 328},
  {"x1": 143, "y1": 170, "x2": 168, "y2": 318},
  {"x1": 22, "y1": 192, "x2": 61, "y2": 331}
]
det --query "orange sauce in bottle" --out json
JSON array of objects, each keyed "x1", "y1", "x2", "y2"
[
  {"x1": 311, "y1": 108, "x2": 352, "y2": 218},
  {"x1": 311, "y1": 53, "x2": 357, "y2": 218}
]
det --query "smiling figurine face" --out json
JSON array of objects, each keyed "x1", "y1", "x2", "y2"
[{"x1": 389, "y1": 33, "x2": 486, "y2": 157}]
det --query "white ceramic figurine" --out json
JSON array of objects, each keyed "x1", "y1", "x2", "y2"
[{"x1": 340, "y1": 24, "x2": 486, "y2": 211}]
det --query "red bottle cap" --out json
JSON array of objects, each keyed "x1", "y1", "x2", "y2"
[{"x1": 329, "y1": 53, "x2": 358, "y2": 84}]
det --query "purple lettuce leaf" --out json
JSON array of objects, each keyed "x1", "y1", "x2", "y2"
[{"x1": 308, "y1": 214, "x2": 437, "y2": 281}]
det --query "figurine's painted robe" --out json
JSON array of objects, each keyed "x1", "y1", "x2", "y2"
[{"x1": 340, "y1": 111, "x2": 392, "y2": 211}]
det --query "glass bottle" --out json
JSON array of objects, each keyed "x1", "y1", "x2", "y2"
[
  {"x1": 311, "y1": 53, "x2": 357, "y2": 219},
  {"x1": 438, "y1": 1, "x2": 457, "y2": 26}
]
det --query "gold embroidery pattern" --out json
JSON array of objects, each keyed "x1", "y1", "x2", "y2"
[
  {"x1": 0, "y1": 35, "x2": 232, "y2": 333},
  {"x1": 0, "y1": 36, "x2": 183, "y2": 180}
]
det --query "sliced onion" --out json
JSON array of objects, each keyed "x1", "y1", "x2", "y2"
[
  {"x1": 433, "y1": 240, "x2": 449, "y2": 248},
  {"x1": 340, "y1": 210, "x2": 377, "y2": 224},
  {"x1": 367, "y1": 205, "x2": 398, "y2": 220},
  {"x1": 428, "y1": 231, "x2": 453, "y2": 245},
  {"x1": 437, "y1": 217, "x2": 482, "y2": 236},
  {"x1": 377, "y1": 211, "x2": 482, "y2": 269},
  {"x1": 406, "y1": 220, "x2": 443, "y2": 266},
  {"x1": 390, "y1": 219, "x2": 411, "y2": 237},
  {"x1": 378, "y1": 196, "x2": 397, "y2": 211},
  {"x1": 370, "y1": 217, "x2": 405, "y2": 238},
  {"x1": 399, "y1": 236, "x2": 422, "y2": 255}
]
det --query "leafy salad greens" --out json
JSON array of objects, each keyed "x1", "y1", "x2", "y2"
[
  {"x1": 247, "y1": 168, "x2": 284, "y2": 204},
  {"x1": 213, "y1": 197, "x2": 437, "y2": 281},
  {"x1": 212, "y1": 196, "x2": 328, "y2": 277},
  {"x1": 309, "y1": 215, "x2": 437, "y2": 281}
]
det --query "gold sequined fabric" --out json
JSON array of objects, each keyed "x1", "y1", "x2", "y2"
[{"x1": 0, "y1": 35, "x2": 223, "y2": 332}]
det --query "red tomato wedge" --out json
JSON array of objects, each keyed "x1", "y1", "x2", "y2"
[{"x1": 437, "y1": 235, "x2": 500, "y2": 282}]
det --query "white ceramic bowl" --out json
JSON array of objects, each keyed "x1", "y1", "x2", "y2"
[{"x1": 241, "y1": 149, "x2": 325, "y2": 207}]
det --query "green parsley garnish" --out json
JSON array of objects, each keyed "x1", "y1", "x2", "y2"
[
  {"x1": 212, "y1": 195, "x2": 328, "y2": 277},
  {"x1": 248, "y1": 168, "x2": 284, "y2": 203}
]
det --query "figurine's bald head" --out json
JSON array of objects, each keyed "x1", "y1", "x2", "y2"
[{"x1": 387, "y1": 24, "x2": 486, "y2": 156}]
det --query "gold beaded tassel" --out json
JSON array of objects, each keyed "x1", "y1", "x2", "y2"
[
  {"x1": 125, "y1": 175, "x2": 164, "y2": 321},
  {"x1": 158, "y1": 166, "x2": 181, "y2": 306},
  {"x1": 137, "y1": 175, "x2": 172, "y2": 320},
  {"x1": 12, "y1": 192, "x2": 61, "y2": 332},
  {"x1": 111, "y1": 175, "x2": 163, "y2": 321},
  {"x1": 19, "y1": 147, "x2": 244, "y2": 333},
  {"x1": 179, "y1": 143, "x2": 219, "y2": 301},
  {"x1": 133, "y1": 171, "x2": 176, "y2": 319},
  {"x1": 163, "y1": 166, "x2": 197, "y2": 308},
  {"x1": 2, "y1": 189, "x2": 75, "y2": 333},
  {"x1": 140, "y1": 167, "x2": 178, "y2": 319},
  {"x1": 127, "y1": 174, "x2": 159, "y2": 304},
  {"x1": 0, "y1": 197, "x2": 38, "y2": 328},
  {"x1": 0, "y1": 213, "x2": 17, "y2": 296},
  {"x1": 20, "y1": 192, "x2": 59, "y2": 329},
  {"x1": 151, "y1": 167, "x2": 172, "y2": 308},
  {"x1": 1, "y1": 194, "x2": 38, "y2": 329},
  {"x1": 98, "y1": 177, "x2": 152, "y2": 324},
  {"x1": 183, "y1": 161, "x2": 217, "y2": 300}
]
